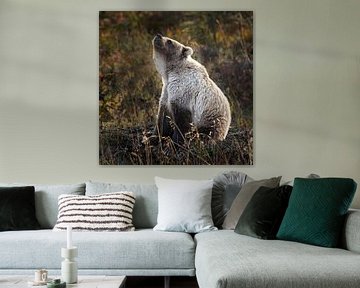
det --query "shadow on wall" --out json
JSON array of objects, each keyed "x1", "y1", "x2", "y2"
[
  {"x1": 0, "y1": 98, "x2": 95, "y2": 180},
  {"x1": 0, "y1": 0, "x2": 99, "y2": 180},
  {"x1": 0, "y1": 0, "x2": 97, "y2": 110}
]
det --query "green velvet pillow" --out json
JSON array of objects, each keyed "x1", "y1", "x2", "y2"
[
  {"x1": 0, "y1": 186, "x2": 41, "y2": 231},
  {"x1": 235, "y1": 185, "x2": 292, "y2": 239},
  {"x1": 277, "y1": 178, "x2": 357, "y2": 247}
]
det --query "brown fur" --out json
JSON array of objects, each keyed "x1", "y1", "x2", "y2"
[{"x1": 152, "y1": 34, "x2": 231, "y2": 142}]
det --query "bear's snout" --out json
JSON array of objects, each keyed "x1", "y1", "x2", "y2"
[{"x1": 153, "y1": 34, "x2": 164, "y2": 49}]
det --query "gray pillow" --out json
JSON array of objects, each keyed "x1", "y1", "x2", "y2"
[
  {"x1": 86, "y1": 181, "x2": 158, "y2": 229},
  {"x1": 153, "y1": 177, "x2": 217, "y2": 233},
  {"x1": 212, "y1": 171, "x2": 252, "y2": 228},
  {"x1": 222, "y1": 176, "x2": 281, "y2": 230},
  {"x1": 0, "y1": 183, "x2": 85, "y2": 228},
  {"x1": 284, "y1": 173, "x2": 320, "y2": 186}
]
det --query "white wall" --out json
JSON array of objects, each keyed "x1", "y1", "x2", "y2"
[{"x1": 0, "y1": 0, "x2": 359, "y2": 207}]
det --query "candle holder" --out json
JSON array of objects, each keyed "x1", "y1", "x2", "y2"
[{"x1": 61, "y1": 247, "x2": 78, "y2": 284}]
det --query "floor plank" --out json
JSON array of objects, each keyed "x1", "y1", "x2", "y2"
[{"x1": 126, "y1": 276, "x2": 199, "y2": 288}]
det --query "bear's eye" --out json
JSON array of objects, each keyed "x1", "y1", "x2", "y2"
[{"x1": 166, "y1": 39, "x2": 173, "y2": 47}]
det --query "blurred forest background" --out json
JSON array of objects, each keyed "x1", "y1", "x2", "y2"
[{"x1": 99, "y1": 11, "x2": 253, "y2": 165}]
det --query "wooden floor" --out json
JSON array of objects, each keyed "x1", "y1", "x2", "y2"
[{"x1": 126, "y1": 276, "x2": 199, "y2": 288}]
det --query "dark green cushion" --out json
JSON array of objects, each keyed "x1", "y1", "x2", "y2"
[
  {"x1": 235, "y1": 185, "x2": 292, "y2": 239},
  {"x1": 277, "y1": 178, "x2": 357, "y2": 247},
  {"x1": 0, "y1": 186, "x2": 41, "y2": 231}
]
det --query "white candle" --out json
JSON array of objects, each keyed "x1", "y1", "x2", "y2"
[{"x1": 67, "y1": 225, "x2": 72, "y2": 249}]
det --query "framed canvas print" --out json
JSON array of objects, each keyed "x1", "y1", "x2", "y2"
[{"x1": 99, "y1": 11, "x2": 253, "y2": 165}]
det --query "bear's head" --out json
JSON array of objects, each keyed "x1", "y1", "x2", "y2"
[{"x1": 152, "y1": 34, "x2": 193, "y2": 78}]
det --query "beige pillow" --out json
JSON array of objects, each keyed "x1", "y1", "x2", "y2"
[
  {"x1": 53, "y1": 192, "x2": 136, "y2": 232},
  {"x1": 222, "y1": 176, "x2": 281, "y2": 229}
]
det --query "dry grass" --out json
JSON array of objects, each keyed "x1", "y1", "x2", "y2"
[{"x1": 99, "y1": 123, "x2": 253, "y2": 165}]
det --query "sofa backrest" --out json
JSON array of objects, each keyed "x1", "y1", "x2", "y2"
[
  {"x1": 86, "y1": 181, "x2": 158, "y2": 229},
  {"x1": 0, "y1": 182, "x2": 86, "y2": 229}
]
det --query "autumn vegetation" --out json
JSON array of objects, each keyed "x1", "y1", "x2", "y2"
[{"x1": 99, "y1": 11, "x2": 253, "y2": 165}]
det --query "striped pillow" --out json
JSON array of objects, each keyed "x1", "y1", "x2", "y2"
[{"x1": 53, "y1": 192, "x2": 135, "y2": 231}]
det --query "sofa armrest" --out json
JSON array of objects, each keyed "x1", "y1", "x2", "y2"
[{"x1": 342, "y1": 209, "x2": 360, "y2": 253}]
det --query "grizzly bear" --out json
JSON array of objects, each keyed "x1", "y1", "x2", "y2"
[{"x1": 152, "y1": 34, "x2": 231, "y2": 142}]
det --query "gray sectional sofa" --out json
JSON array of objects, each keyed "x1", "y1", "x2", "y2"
[{"x1": 1, "y1": 180, "x2": 360, "y2": 288}]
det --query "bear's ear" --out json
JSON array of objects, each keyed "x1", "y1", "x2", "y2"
[{"x1": 182, "y1": 46, "x2": 193, "y2": 57}]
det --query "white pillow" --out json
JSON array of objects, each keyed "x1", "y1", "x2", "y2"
[
  {"x1": 153, "y1": 177, "x2": 217, "y2": 233},
  {"x1": 53, "y1": 192, "x2": 135, "y2": 232}
]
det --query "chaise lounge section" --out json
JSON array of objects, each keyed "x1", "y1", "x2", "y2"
[{"x1": 195, "y1": 213, "x2": 360, "y2": 288}]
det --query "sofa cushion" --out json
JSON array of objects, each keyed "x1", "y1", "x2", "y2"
[
  {"x1": 0, "y1": 229, "x2": 195, "y2": 272},
  {"x1": 342, "y1": 209, "x2": 360, "y2": 253},
  {"x1": 153, "y1": 177, "x2": 216, "y2": 233},
  {"x1": 234, "y1": 185, "x2": 292, "y2": 239},
  {"x1": 53, "y1": 192, "x2": 136, "y2": 232},
  {"x1": 212, "y1": 171, "x2": 251, "y2": 228},
  {"x1": 195, "y1": 230, "x2": 360, "y2": 288},
  {"x1": 0, "y1": 186, "x2": 40, "y2": 231},
  {"x1": 0, "y1": 183, "x2": 86, "y2": 229},
  {"x1": 86, "y1": 181, "x2": 158, "y2": 229},
  {"x1": 277, "y1": 178, "x2": 357, "y2": 247},
  {"x1": 222, "y1": 176, "x2": 281, "y2": 229}
]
